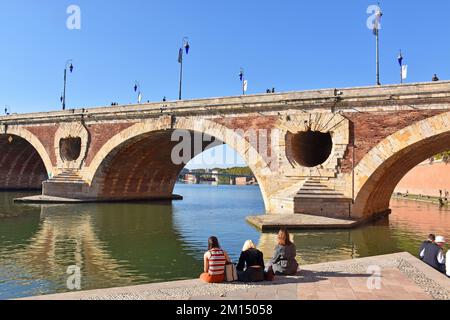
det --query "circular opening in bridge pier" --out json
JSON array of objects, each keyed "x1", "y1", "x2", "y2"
[
  {"x1": 289, "y1": 131, "x2": 333, "y2": 167},
  {"x1": 60, "y1": 137, "x2": 82, "y2": 161}
]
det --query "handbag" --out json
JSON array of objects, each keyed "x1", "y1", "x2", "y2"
[
  {"x1": 224, "y1": 263, "x2": 238, "y2": 282},
  {"x1": 264, "y1": 266, "x2": 275, "y2": 281}
]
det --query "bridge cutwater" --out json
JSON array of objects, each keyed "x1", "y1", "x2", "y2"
[{"x1": 1, "y1": 81, "x2": 450, "y2": 224}]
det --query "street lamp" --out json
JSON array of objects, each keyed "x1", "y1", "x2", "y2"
[
  {"x1": 178, "y1": 37, "x2": 190, "y2": 100},
  {"x1": 372, "y1": 5, "x2": 383, "y2": 86},
  {"x1": 61, "y1": 60, "x2": 74, "y2": 110},
  {"x1": 134, "y1": 81, "x2": 143, "y2": 104}
]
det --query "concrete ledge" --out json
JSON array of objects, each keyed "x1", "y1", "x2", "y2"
[
  {"x1": 13, "y1": 194, "x2": 184, "y2": 204},
  {"x1": 246, "y1": 214, "x2": 359, "y2": 231}
]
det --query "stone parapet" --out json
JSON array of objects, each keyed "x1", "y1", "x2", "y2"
[{"x1": 2, "y1": 81, "x2": 450, "y2": 125}]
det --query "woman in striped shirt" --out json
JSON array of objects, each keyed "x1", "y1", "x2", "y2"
[{"x1": 200, "y1": 236, "x2": 231, "y2": 283}]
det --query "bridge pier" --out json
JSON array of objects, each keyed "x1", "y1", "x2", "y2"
[
  {"x1": 42, "y1": 169, "x2": 90, "y2": 199},
  {"x1": 38, "y1": 169, "x2": 183, "y2": 203}
]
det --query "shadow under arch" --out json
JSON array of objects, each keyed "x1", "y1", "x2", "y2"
[
  {"x1": 353, "y1": 111, "x2": 450, "y2": 219},
  {"x1": 0, "y1": 134, "x2": 49, "y2": 190},
  {"x1": 86, "y1": 118, "x2": 271, "y2": 210}
]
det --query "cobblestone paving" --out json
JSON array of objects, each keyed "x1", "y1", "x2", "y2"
[
  {"x1": 397, "y1": 259, "x2": 450, "y2": 300},
  {"x1": 84, "y1": 283, "x2": 261, "y2": 301}
]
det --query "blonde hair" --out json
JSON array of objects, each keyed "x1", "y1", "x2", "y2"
[{"x1": 242, "y1": 240, "x2": 256, "y2": 252}]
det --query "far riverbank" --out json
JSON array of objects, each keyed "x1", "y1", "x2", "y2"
[{"x1": 392, "y1": 193, "x2": 449, "y2": 207}]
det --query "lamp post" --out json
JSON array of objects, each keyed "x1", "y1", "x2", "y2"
[
  {"x1": 178, "y1": 37, "x2": 190, "y2": 100},
  {"x1": 373, "y1": 5, "x2": 383, "y2": 86},
  {"x1": 375, "y1": 26, "x2": 380, "y2": 86},
  {"x1": 61, "y1": 60, "x2": 74, "y2": 110}
]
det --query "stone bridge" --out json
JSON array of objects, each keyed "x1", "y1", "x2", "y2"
[{"x1": 2, "y1": 81, "x2": 450, "y2": 223}]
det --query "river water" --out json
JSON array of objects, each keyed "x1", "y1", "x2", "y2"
[{"x1": 0, "y1": 184, "x2": 449, "y2": 299}]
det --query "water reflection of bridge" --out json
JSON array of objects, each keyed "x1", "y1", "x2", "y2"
[
  {"x1": 257, "y1": 199, "x2": 450, "y2": 265},
  {"x1": 0, "y1": 201, "x2": 201, "y2": 294},
  {"x1": 10, "y1": 204, "x2": 139, "y2": 291},
  {"x1": 256, "y1": 221, "x2": 398, "y2": 265},
  {"x1": 1, "y1": 193, "x2": 449, "y2": 297}
]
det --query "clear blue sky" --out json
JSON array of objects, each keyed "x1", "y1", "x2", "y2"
[{"x1": 1, "y1": 0, "x2": 449, "y2": 168}]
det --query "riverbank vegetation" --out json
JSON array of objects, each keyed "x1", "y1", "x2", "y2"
[{"x1": 186, "y1": 167, "x2": 254, "y2": 185}]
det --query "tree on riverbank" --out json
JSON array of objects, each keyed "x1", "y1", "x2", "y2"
[
  {"x1": 431, "y1": 151, "x2": 450, "y2": 164},
  {"x1": 214, "y1": 167, "x2": 254, "y2": 185}
]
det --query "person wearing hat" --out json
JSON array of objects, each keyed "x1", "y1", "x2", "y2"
[{"x1": 421, "y1": 236, "x2": 446, "y2": 274}]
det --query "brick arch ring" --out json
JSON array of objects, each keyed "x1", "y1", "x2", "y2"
[
  {"x1": 82, "y1": 117, "x2": 274, "y2": 209},
  {"x1": 352, "y1": 110, "x2": 450, "y2": 218},
  {"x1": 3, "y1": 126, "x2": 54, "y2": 177}
]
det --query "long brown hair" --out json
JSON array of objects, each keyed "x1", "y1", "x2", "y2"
[
  {"x1": 208, "y1": 236, "x2": 221, "y2": 250},
  {"x1": 278, "y1": 229, "x2": 292, "y2": 246}
]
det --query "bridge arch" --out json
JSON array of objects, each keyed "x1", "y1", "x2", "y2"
[
  {"x1": 352, "y1": 111, "x2": 450, "y2": 219},
  {"x1": 0, "y1": 127, "x2": 52, "y2": 190},
  {"x1": 84, "y1": 118, "x2": 272, "y2": 210}
]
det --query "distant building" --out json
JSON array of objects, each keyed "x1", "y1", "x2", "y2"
[
  {"x1": 184, "y1": 174, "x2": 197, "y2": 184},
  {"x1": 235, "y1": 177, "x2": 257, "y2": 186},
  {"x1": 211, "y1": 170, "x2": 219, "y2": 183}
]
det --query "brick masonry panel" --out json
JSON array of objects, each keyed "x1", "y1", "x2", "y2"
[
  {"x1": 213, "y1": 116, "x2": 279, "y2": 165},
  {"x1": 84, "y1": 122, "x2": 136, "y2": 166},
  {"x1": 340, "y1": 110, "x2": 448, "y2": 173},
  {"x1": 25, "y1": 125, "x2": 59, "y2": 166}
]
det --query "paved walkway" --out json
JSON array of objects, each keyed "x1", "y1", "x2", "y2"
[{"x1": 25, "y1": 252, "x2": 449, "y2": 300}]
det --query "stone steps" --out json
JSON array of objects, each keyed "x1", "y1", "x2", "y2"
[
  {"x1": 269, "y1": 179, "x2": 353, "y2": 217},
  {"x1": 269, "y1": 181, "x2": 306, "y2": 214},
  {"x1": 294, "y1": 179, "x2": 353, "y2": 218},
  {"x1": 48, "y1": 169, "x2": 86, "y2": 184},
  {"x1": 296, "y1": 179, "x2": 349, "y2": 199},
  {"x1": 296, "y1": 195, "x2": 352, "y2": 202},
  {"x1": 43, "y1": 169, "x2": 89, "y2": 199}
]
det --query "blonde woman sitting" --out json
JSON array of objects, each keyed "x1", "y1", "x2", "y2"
[{"x1": 236, "y1": 240, "x2": 265, "y2": 282}]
